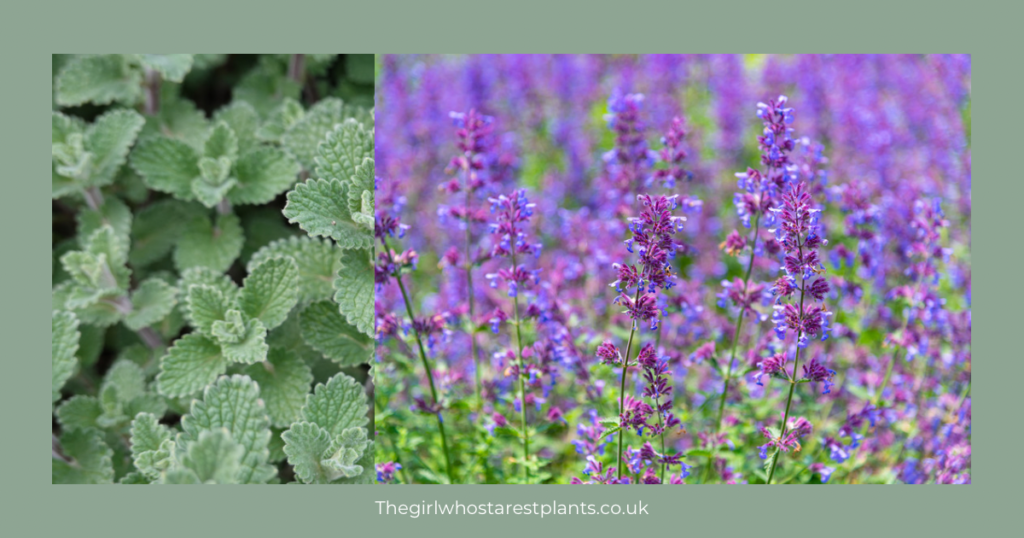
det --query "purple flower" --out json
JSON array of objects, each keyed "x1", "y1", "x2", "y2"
[
  {"x1": 376, "y1": 462, "x2": 402, "y2": 484},
  {"x1": 596, "y1": 341, "x2": 622, "y2": 366},
  {"x1": 802, "y1": 358, "x2": 837, "y2": 394}
]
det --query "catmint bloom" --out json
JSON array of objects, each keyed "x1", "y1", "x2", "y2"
[
  {"x1": 604, "y1": 92, "x2": 657, "y2": 196},
  {"x1": 689, "y1": 341, "x2": 715, "y2": 364},
  {"x1": 769, "y1": 182, "x2": 832, "y2": 346},
  {"x1": 444, "y1": 109, "x2": 495, "y2": 191},
  {"x1": 654, "y1": 116, "x2": 692, "y2": 188},
  {"x1": 620, "y1": 395, "x2": 653, "y2": 435},
  {"x1": 720, "y1": 230, "x2": 747, "y2": 256},
  {"x1": 612, "y1": 194, "x2": 685, "y2": 330},
  {"x1": 718, "y1": 278, "x2": 766, "y2": 316},
  {"x1": 758, "y1": 416, "x2": 813, "y2": 458},
  {"x1": 376, "y1": 462, "x2": 402, "y2": 484},
  {"x1": 753, "y1": 352, "x2": 788, "y2": 386},
  {"x1": 802, "y1": 357, "x2": 837, "y2": 394},
  {"x1": 596, "y1": 341, "x2": 622, "y2": 365}
]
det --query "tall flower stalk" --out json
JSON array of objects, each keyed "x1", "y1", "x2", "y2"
[
  {"x1": 763, "y1": 180, "x2": 834, "y2": 484},
  {"x1": 375, "y1": 208, "x2": 455, "y2": 484},
  {"x1": 486, "y1": 189, "x2": 541, "y2": 483},
  {"x1": 707, "y1": 95, "x2": 798, "y2": 481},
  {"x1": 443, "y1": 110, "x2": 494, "y2": 412},
  {"x1": 601, "y1": 194, "x2": 685, "y2": 481}
]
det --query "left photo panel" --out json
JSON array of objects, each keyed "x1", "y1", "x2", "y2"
[{"x1": 51, "y1": 54, "x2": 375, "y2": 484}]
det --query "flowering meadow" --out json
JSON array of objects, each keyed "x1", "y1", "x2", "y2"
[{"x1": 373, "y1": 54, "x2": 971, "y2": 485}]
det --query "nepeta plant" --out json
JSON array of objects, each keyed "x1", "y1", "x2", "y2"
[
  {"x1": 486, "y1": 189, "x2": 542, "y2": 481},
  {"x1": 375, "y1": 54, "x2": 970, "y2": 485},
  {"x1": 52, "y1": 54, "x2": 375, "y2": 484}
]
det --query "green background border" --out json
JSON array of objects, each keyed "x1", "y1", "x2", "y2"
[{"x1": 6, "y1": 0, "x2": 1007, "y2": 536}]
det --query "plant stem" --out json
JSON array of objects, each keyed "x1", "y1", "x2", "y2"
[
  {"x1": 83, "y1": 187, "x2": 104, "y2": 211},
  {"x1": 766, "y1": 238, "x2": 808, "y2": 485},
  {"x1": 766, "y1": 343, "x2": 802, "y2": 484},
  {"x1": 462, "y1": 181, "x2": 484, "y2": 415},
  {"x1": 216, "y1": 198, "x2": 232, "y2": 216},
  {"x1": 143, "y1": 67, "x2": 160, "y2": 116},
  {"x1": 381, "y1": 235, "x2": 455, "y2": 484},
  {"x1": 616, "y1": 286, "x2": 643, "y2": 481},
  {"x1": 287, "y1": 54, "x2": 305, "y2": 85},
  {"x1": 652, "y1": 392, "x2": 667, "y2": 483},
  {"x1": 52, "y1": 434, "x2": 71, "y2": 463},
  {"x1": 109, "y1": 296, "x2": 165, "y2": 349},
  {"x1": 509, "y1": 248, "x2": 530, "y2": 483},
  {"x1": 704, "y1": 210, "x2": 761, "y2": 483}
]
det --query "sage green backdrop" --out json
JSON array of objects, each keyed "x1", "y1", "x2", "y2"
[{"x1": 8, "y1": 0, "x2": 1011, "y2": 536}]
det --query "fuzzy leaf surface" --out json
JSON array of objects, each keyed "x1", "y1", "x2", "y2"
[
  {"x1": 299, "y1": 300, "x2": 372, "y2": 366},
  {"x1": 179, "y1": 375, "x2": 275, "y2": 484},
  {"x1": 240, "y1": 256, "x2": 299, "y2": 331},
  {"x1": 156, "y1": 333, "x2": 227, "y2": 397}
]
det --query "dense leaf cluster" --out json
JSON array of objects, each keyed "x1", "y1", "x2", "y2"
[{"x1": 52, "y1": 54, "x2": 375, "y2": 484}]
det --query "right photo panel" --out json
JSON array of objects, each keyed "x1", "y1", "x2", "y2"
[{"x1": 373, "y1": 54, "x2": 971, "y2": 485}]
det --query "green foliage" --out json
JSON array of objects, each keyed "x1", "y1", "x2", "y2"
[
  {"x1": 282, "y1": 373, "x2": 372, "y2": 484},
  {"x1": 52, "y1": 54, "x2": 373, "y2": 485}
]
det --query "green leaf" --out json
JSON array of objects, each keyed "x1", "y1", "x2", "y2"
[
  {"x1": 125, "y1": 279, "x2": 178, "y2": 330},
  {"x1": 764, "y1": 448, "x2": 780, "y2": 480},
  {"x1": 86, "y1": 223, "x2": 130, "y2": 271},
  {"x1": 282, "y1": 98, "x2": 350, "y2": 169},
  {"x1": 228, "y1": 146, "x2": 300, "y2": 205},
  {"x1": 211, "y1": 310, "x2": 269, "y2": 364},
  {"x1": 333, "y1": 247, "x2": 373, "y2": 336},
  {"x1": 350, "y1": 159, "x2": 375, "y2": 230},
  {"x1": 332, "y1": 439, "x2": 375, "y2": 484},
  {"x1": 299, "y1": 300, "x2": 372, "y2": 366},
  {"x1": 52, "y1": 311, "x2": 80, "y2": 403},
  {"x1": 139, "y1": 54, "x2": 193, "y2": 83},
  {"x1": 76, "y1": 197, "x2": 132, "y2": 254},
  {"x1": 185, "y1": 284, "x2": 232, "y2": 335},
  {"x1": 203, "y1": 121, "x2": 239, "y2": 162},
  {"x1": 281, "y1": 422, "x2": 337, "y2": 484},
  {"x1": 233, "y1": 60, "x2": 301, "y2": 118},
  {"x1": 240, "y1": 256, "x2": 299, "y2": 330},
  {"x1": 178, "y1": 267, "x2": 239, "y2": 307},
  {"x1": 56, "y1": 395, "x2": 102, "y2": 432},
  {"x1": 256, "y1": 97, "x2": 304, "y2": 143},
  {"x1": 179, "y1": 375, "x2": 275, "y2": 484},
  {"x1": 130, "y1": 413, "x2": 173, "y2": 478},
  {"x1": 301, "y1": 372, "x2": 368, "y2": 437},
  {"x1": 56, "y1": 55, "x2": 141, "y2": 107},
  {"x1": 101, "y1": 361, "x2": 147, "y2": 404},
  {"x1": 314, "y1": 120, "x2": 373, "y2": 186},
  {"x1": 212, "y1": 101, "x2": 260, "y2": 156},
  {"x1": 85, "y1": 108, "x2": 145, "y2": 187},
  {"x1": 130, "y1": 199, "x2": 201, "y2": 267},
  {"x1": 181, "y1": 429, "x2": 245, "y2": 484},
  {"x1": 52, "y1": 111, "x2": 85, "y2": 146},
  {"x1": 244, "y1": 348, "x2": 313, "y2": 428},
  {"x1": 249, "y1": 237, "x2": 342, "y2": 305},
  {"x1": 283, "y1": 178, "x2": 371, "y2": 249},
  {"x1": 191, "y1": 173, "x2": 236, "y2": 209},
  {"x1": 52, "y1": 429, "x2": 114, "y2": 484},
  {"x1": 124, "y1": 393, "x2": 168, "y2": 421},
  {"x1": 599, "y1": 425, "x2": 621, "y2": 441},
  {"x1": 156, "y1": 333, "x2": 227, "y2": 397},
  {"x1": 174, "y1": 212, "x2": 244, "y2": 273},
  {"x1": 142, "y1": 91, "x2": 208, "y2": 150},
  {"x1": 119, "y1": 472, "x2": 152, "y2": 484},
  {"x1": 284, "y1": 425, "x2": 368, "y2": 484},
  {"x1": 131, "y1": 136, "x2": 200, "y2": 200}
]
